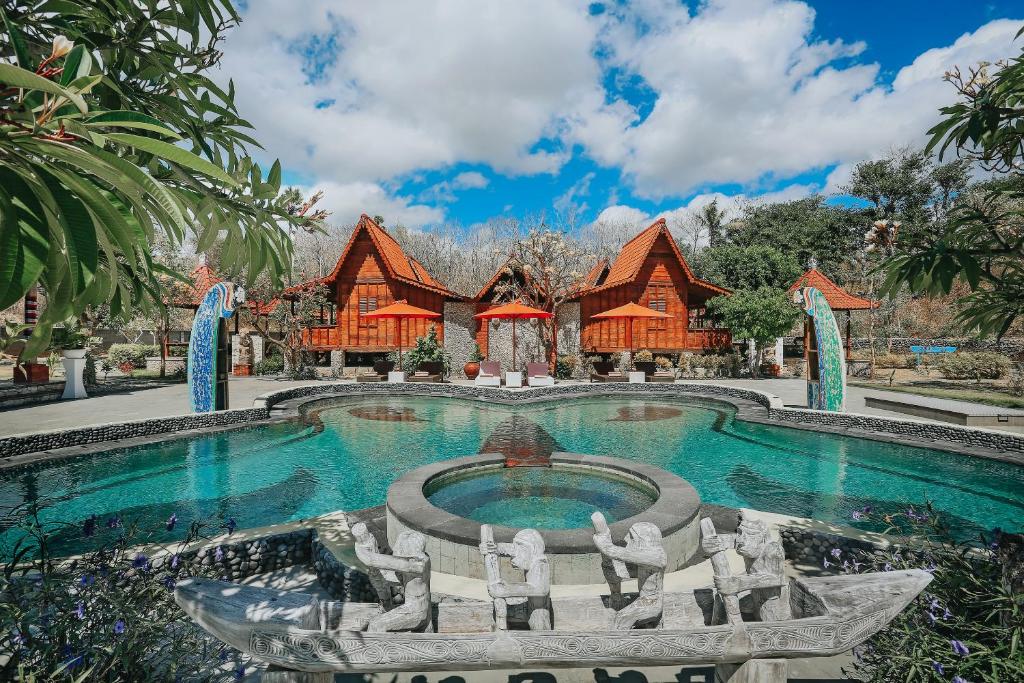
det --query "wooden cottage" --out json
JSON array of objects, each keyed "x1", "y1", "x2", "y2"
[
  {"x1": 296, "y1": 215, "x2": 460, "y2": 356},
  {"x1": 575, "y1": 219, "x2": 732, "y2": 353},
  {"x1": 470, "y1": 258, "x2": 538, "y2": 355}
]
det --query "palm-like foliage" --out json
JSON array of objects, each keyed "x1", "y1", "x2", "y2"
[
  {"x1": 0, "y1": 1, "x2": 321, "y2": 356},
  {"x1": 880, "y1": 27, "x2": 1024, "y2": 337}
]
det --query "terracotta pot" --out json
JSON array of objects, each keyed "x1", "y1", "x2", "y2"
[
  {"x1": 464, "y1": 361, "x2": 480, "y2": 379},
  {"x1": 14, "y1": 362, "x2": 49, "y2": 384},
  {"x1": 234, "y1": 364, "x2": 252, "y2": 376}
]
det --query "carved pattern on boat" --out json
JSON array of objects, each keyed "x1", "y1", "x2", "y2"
[
  {"x1": 515, "y1": 631, "x2": 732, "y2": 661},
  {"x1": 249, "y1": 631, "x2": 495, "y2": 666}
]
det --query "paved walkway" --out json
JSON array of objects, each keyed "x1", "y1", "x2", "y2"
[{"x1": 1, "y1": 375, "x2": 1020, "y2": 437}]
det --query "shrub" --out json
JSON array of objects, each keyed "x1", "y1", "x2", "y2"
[
  {"x1": 83, "y1": 353, "x2": 97, "y2": 385},
  {"x1": 655, "y1": 355, "x2": 674, "y2": 370},
  {"x1": 0, "y1": 503, "x2": 248, "y2": 680},
  {"x1": 396, "y1": 326, "x2": 450, "y2": 376},
  {"x1": 633, "y1": 349, "x2": 654, "y2": 363},
  {"x1": 253, "y1": 355, "x2": 284, "y2": 376},
  {"x1": 873, "y1": 353, "x2": 918, "y2": 369},
  {"x1": 107, "y1": 344, "x2": 158, "y2": 370},
  {"x1": 48, "y1": 325, "x2": 89, "y2": 351},
  {"x1": 840, "y1": 507, "x2": 1023, "y2": 683},
  {"x1": 555, "y1": 354, "x2": 578, "y2": 379},
  {"x1": 937, "y1": 352, "x2": 1012, "y2": 381}
]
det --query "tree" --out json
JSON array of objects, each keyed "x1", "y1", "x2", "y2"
[
  {"x1": 501, "y1": 218, "x2": 593, "y2": 362},
  {"x1": 0, "y1": 1, "x2": 323, "y2": 358},
  {"x1": 725, "y1": 197, "x2": 863, "y2": 276},
  {"x1": 695, "y1": 198, "x2": 728, "y2": 248},
  {"x1": 705, "y1": 289, "x2": 799, "y2": 376},
  {"x1": 696, "y1": 245, "x2": 802, "y2": 291},
  {"x1": 881, "y1": 28, "x2": 1024, "y2": 338},
  {"x1": 246, "y1": 282, "x2": 331, "y2": 377}
]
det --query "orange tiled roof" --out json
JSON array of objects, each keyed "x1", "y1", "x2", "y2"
[
  {"x1": 788, "y1": 268, "x2": 877, "y2": 310},
  {"x1": 583, "y1": 258, "x2": 609, "y2": 288},
  {"x1": 317, "y1": 214, "x2": 459, "y2": 298},
  {"x1": 577, "y1": 219, "x2": 730, "y2": 298},
  {"x1": 166, "y1": 263, "x2": 222, "y2": 308}
]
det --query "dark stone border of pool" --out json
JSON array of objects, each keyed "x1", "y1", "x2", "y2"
[
  {"x1": 386, "y1": 452, "x2": 702, "y2": 584},
  {"x1": 1, "y1": 381, "x2": 1022, "y2": 468}
]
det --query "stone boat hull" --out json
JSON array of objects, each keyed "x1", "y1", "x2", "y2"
[{"x1": 175, "y1": 570, "x2": 929, "y2": 673}]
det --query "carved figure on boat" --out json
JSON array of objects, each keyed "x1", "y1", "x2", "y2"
[
  {"x1": 701, "y1": 513, "x2": 790, "y2": 622},
  {"x1": 350, "y1": 522, "x2": 432, "y2": 632},
  {"x1": 479, "y1": 526, "x2": 551, "y2": 630},
  {"x1": 591, "y1": 511, "x2": 668, "y2": 629}
]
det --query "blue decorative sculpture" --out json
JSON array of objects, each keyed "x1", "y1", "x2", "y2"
[
  {"x1": 188, "y1": 282, "x2": 244, "y2": 413},
  {"x1": 795, "y1": 286, "x2": 846, "y2": 412}
]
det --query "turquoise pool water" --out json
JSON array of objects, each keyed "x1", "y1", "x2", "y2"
[
  {"x1": 425, "y1": 466, "x2": 658, "y2": 529},
  {"x1": 1, "y1": 395, "x2": 1022, "y2": 555}
]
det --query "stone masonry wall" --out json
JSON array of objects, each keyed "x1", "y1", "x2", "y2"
[{"x1": 443, "y1": 301, "x2": 477, "y2": 379}]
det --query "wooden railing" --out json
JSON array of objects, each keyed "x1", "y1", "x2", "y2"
[
  {"x1": 686, "y1": 327, "x2": 732, "y2": 350},
  {"x1": 300, "y1": 326, "x2": 339, "y2": 348}
]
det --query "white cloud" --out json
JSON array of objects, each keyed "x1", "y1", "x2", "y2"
[
  {"x1": 219, "y1": 0, "x2": 602, "y2": 183},
  {"x1": 554, "y1": 172, "x2": 597, "y2": 214},
  {"x1": 303, "y1": 181, "x2": 444, "y2": 229},
  {"x1": 452, "y1": 172, "x2": 489, "y2": 190},
  {"x1": 573, "y1": 1, "x2": 1023, "y2": 198},
  {"x1": 594, "y1": 204, "x2": 650, "y2": 228}
]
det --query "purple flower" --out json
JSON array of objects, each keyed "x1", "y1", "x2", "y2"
[
  {"x1": 830, "y1": 548, "x2": 842, "y2": 559},
  {"x1": 929, "y1": 597, "x2": 941, "y2": 611},
  {"x1": 74, "y1": 601, "x2": 85, "y2": 619},
  {"x1": 926, "y1": 611, "x2": 937, "y2": 626},
  {"x1": 931, "y1": 661, "x2": 944, "y2": 675},
  {"x1": 79, "y1": 574, "x2": 93, "y2": 587},
  {"x1": 113, "y1": 619, "x2": 125, "y2": 635},
  {"x1": 234, "y1": 665, "x2": 245, "y2": 680},
  {"x1": 82, "y1": 515, "x2": 97, "y2": 538},
  {"x1": 861, "y1": 506, "x2": 872, "y2": 514},
  {"x1": 215, "y1": 546, "x2": 224, "y2": 562},
  {"x1": 822, "y1": 557, "x2": 832, "y2": 569},
  {"x1": 951, "y1": 639, "x2": 969, "y2": 657},
  {"x1": 851, "y1": 511, "x2": 862, "y2": 521},
  {"x1": 952, "y1": 677, "x2": 967, "y2": 683},
  {"x1": 218, "y1": 647, "x2": 229, "y2": 661},
  {"x1": 883, "y1": 562, "x2": 893, "y2": 572},
  {"x1": 132, "y1": 554, "x2": 150, "y2": 571},
  {"x1": 61, "y1": 645, "x2": 83, "y2": 670},
  {"x1": 223, "y1": 518, "x2": 237, "y2": 535},
  {"x1": 162, "y1": 575, "x2": 176, "y2": 590},
  {"x1": 943, "y1": 607, "x2": 952, "y2": 620},
  {"x1": 170, "y1": 554, "x2": 180, "y2": 569},
  {"x1": 106, "y1": 516, "x2": 122, "y2": 529},
  {"x1": 166, "y1": 513, "x2": 177, "y2": 531}
]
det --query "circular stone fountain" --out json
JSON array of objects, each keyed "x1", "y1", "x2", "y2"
[{"x1": 385, "y1": 453, "x2": 702, "y2": 584}]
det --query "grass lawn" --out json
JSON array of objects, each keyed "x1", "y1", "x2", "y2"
[{"x1": 849, "y1": 379, "x2": 1024, "y2": 410}]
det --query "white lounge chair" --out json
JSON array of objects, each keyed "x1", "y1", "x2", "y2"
[
  {"x1": 475, "y1": 360, "x2": 501, "y2": 387},
  {"x1": 526, "y1": 362, "x2": 555, "y2": 387}
]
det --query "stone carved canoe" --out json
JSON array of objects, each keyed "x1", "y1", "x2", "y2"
[{"x1": 175, "y1": 570, "x2": 930, "y2": 673}]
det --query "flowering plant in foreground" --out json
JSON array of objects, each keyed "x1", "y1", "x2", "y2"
[
  {"x1": 0, "y1": 502, "x2": 248, "y2": 681},
  {"x1": 838, "y1": 503, "x2": 1023, "y2": 682}
]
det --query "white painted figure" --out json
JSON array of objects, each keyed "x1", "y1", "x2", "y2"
[
  {"x1": 350, "y1": 522, "x2": 432, "y2": 632},
  {"x1": 591, "y1": 512, "x2": 668, "y2": 629},
  {"x1": 701, "y1": 513, "x2": 791, "y2": 622},
  {"x1": 479, "y1": 528, "x2": 551, "y2": 630}
]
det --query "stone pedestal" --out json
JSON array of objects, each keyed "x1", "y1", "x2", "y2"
[
  {"x1": 61, "y1": 350, "x2": 88, "y2": 399},
  {"x1": 329, "y1": 350, "x2": 345, "y2": 378},
  {"x1": 716, "y1": 659, "x2": 787, "y2": 683},
  {"x1": 628, "y1": 371, "x2": 646, "y2": 383},
  {"x1": 505, "y1": 371, "x2": 523, "y2": 388},
  {"x1": 388, "y1": 371, "x2": 407, "y2": 383}
]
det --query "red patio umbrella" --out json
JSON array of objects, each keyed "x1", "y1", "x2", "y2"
[
  {"x1": 592, "y1": 302, "x2": 672, "y2": 367},
  {"x1": 363, "y1": 300, "x2": 441, "y2": 370},
  {"x1": 474, "y1": 301, "x2": 553, "y2": 372}
]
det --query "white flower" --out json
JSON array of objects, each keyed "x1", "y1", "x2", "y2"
[{"x1": 51, "y1": 35, "x2": 74, "y2": 58}]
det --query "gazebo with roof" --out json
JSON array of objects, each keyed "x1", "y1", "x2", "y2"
[{"x1": 787, "y1": 265, "x2": 877, "y2": 361}]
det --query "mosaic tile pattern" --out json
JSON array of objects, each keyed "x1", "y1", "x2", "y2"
[
  {"x1": 800, "y1": 286, "x2": 846, "y2": 412},
  {"x1": 188, "y1": 282, "x2": 240, "y2": 413}
]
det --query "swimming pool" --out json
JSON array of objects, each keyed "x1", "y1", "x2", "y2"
[{"x1": 1, "y1": 395, "x2": 1021, "y2": 555}]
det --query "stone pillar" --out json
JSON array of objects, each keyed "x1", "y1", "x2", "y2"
[
  {"x1": 443, "y1": 301, "x2": 477, "y2": 379},
  {"x1": 774, "y1": 337, "x2": 784, "y2": 365},
  {"x1": 330, "y1": 350, "x2": 345, "y2": 378}
]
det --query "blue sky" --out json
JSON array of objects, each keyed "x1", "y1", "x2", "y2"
[{"x1": 221, "y1": 1, "x2": 1023, "y2": 231}]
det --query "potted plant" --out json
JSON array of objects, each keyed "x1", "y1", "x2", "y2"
[
  {"x1": 373, "y1": 358, "x2": 395, "y2": 376},
  {"x1": 633, "y1": 349, "x2": 657, "y2": 377},
  {"x1": 49, "y1": 325, "x2": 90, "y2": 399},
  {"x1": 464, "y1": 343, "x2": 484, "y2": 379}
]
